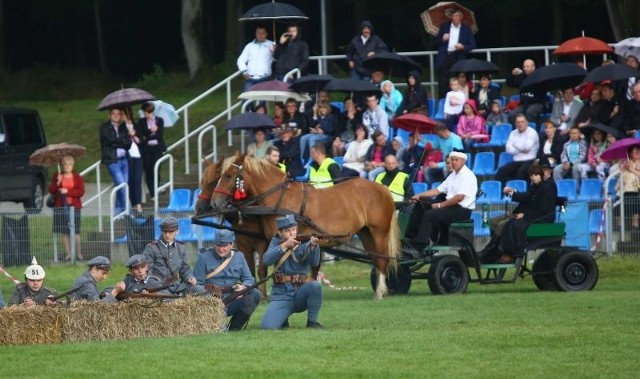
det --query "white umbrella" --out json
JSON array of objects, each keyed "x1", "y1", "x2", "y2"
[
  {"x1": 614, "y1": 37, "x2": 640, "y2": 59},
  {"x1": 138, "y1": 100, "x2": 179, "y2": 127}
]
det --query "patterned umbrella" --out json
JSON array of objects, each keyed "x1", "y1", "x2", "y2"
[
  {"x1": 29, "y1": 143, "x2": 86, "y2": 172},
  {"x1": 97, "y1": 88, "x2": 156, "y2": 111},
  {"x1": 420, "y1": 2, "x2": 478, "y2": 37}
]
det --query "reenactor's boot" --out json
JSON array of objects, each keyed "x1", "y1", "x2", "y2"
[{"x1": 228, "y1": 311, "x2": 251, "y2": 331}]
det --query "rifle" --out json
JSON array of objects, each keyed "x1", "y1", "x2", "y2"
[
  {"x1": 295, "y1": 233, "x2": 351, "y2": 243},
  {"x1": 116, "y1": 292, "x2": 182, "y2": 301},
  {"x1": 49, "y1": 284, "x2": 84, "y2": 301},
  {"x1": 204, "y1": 274, "x2": 274, "y2": 305},
  {"x1": 145, "y1": 284, "x2": 173, "y2": 293}
]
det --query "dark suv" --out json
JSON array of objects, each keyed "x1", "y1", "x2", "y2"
[{"x1": 0, "y1": 107, "x2": 48, "y2": 213}]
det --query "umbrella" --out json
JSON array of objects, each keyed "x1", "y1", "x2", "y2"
[
  {"x1": 138, "y1": 100, "x2": 179, "y2": 127},
  {"x1": 613, "y1": 37, "x2": 640, "y2": 59},
  {"x1": 600, "y1": 138, "x2": 640, "y2": 161},
  {"x1": 290, "y1": 74, "x2": 334, "y2": 94},
  {"x1": 584, "y1": 63, "x2": 640, "y2": 83},
  {"x1": 238, "y1": 1, "x2": 308, "y2": 38},
  {"x1": 361, "y1": 51, "x2": 422, "y2": 78},
  {"x1": 581, "y1": 122, "x2": 624, "y2": 139},
  {"x1": 322, "y1": 78, "x2": 380, "y2": 94},
  {"x1": 520, "y1": 63, "x2": 588, "y2": 93},
  {"x1": 238, "y1": 80, "x2": 311, "y2": 102},
  {"x1": 393, "y1": 113, "x2": 437, "y2": 134},
  {"x1": 29, "y1": 143, "x2": 86, "y2": 172},
  {"x1": 554, "y1": 36, "x2": 614, "y2": 55},
  {"x1": 420, "y1": 2, "x2": 478, "y2": 37},
  {"x1": 224, "y1": 112, "x2": 278, "y2": 131},
  {"x1": 97, "y1": 88, "x2": 156, "y2": 111},
  {"x1": 449, "y1": 58, "x2": 499, "y2": 74}
]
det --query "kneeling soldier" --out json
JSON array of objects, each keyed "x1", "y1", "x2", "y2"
[
  {"x1": 123, "y1": 254, "x2": 164, "y2": 293},
  {"x1": 8, "y1": 257, "x2": 57, "y2": 307},
  {"x1": 71, "y1": 256, "x2": 125, "y2": 302},
  {"x1": 193, "y1": 229, "x2": 261, "y2": 331},
  {"x1": 261, "y1": 214, "x2": 324, "y2": 329}
]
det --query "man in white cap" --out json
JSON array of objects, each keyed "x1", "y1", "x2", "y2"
[
  {"x1": 261, "y1": 214, "x2": 323, "y2": 330},
  {"x1": 406, "y1": 150, "x2": 478, "y2": 254},
  {"x1": 71, "y1": 256, "x2": 125, "y2": 302},
  {"x1": 7, "y1": 257, "x2": 57, "y2": 307},
  {"x1": 122, "y1": 254, "x2": 164, "y2": 294},
  {"x1": 193, "y1": 229, "x2": 261, "y2": 331}
]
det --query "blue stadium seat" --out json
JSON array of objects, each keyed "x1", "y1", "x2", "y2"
[
  {"x1": 528, "y1": 122, "x2": 537, "y2": 130},
  {"x1": 497, "y1": 152, "x2": 513, "y2": 169},
  {"x1": 589, "y1": 209, "x2": 604, "y2": 234},
  {"x1": 177, "y1": 218, "x2": 196, "y2": 242},
  {"x1": 190, "y1": 188, "x2": 201, "y2": 211},
  {"x1": 578, "y1": 178, "x2": 603, "y2": 201},
  {"x1": 477, "y1": 180, "x2": 502, "y2": 204},
  {"x1": 471, "y1": 211, "x2": 490, "y2": 236},
  {"x1": 333, "y1": 156, "x2": 344, "y2": 166},
  {"x1": 606, "y1": 177, "x2": 618, "y2": 197},
  {"x1": 159, "y1": 188, "x2": 192, "y2": 213},
  {"x1": 420, "y1": 133, "x2": 440, "y2": 150},
  {"x1": 330, "y1": 101, "x2": 344, "y2": 113},
  {"x1": 412, "y1": 182, "x2": 428, "y2": 195},
  {"x1": 433, "y1": 98, "x2": 446, "y2": 121},
  {"x1": 154, "y1": 219, "x2": 162, "y2": 239},
  {"x1": 427, "y1": 98, "x2": 436, "y2": 118},
  {"x1": 474, "y1": 123, "x2": 512, "y2": 148},
  {"x1": 295, "y1": 159, "x2": 312, "y2": 181},
  {"x1": 472, "y1": 151, "x2": 495, "y2": 176},
  {"x1": 431, "y1": 181, "x2": 442, "y2": 190},
  {"x1": 503, "y1": 179, "x2": 527, "y2": 201},
  {"x1": 191, "y1": 217, "x2": 217, "y2": 242},
  {"x1": 466, "y1": 152, "x2": 472, "y2": 168},
  {"x1": 557, "y1": 179, "x2": 577, "y2": 201},
  {"x1": 396, "y1": 128, "x2": 411, "y2": 146},
  {"x1": 509, "y1": 94, "x2": 520, "y2": 103}
]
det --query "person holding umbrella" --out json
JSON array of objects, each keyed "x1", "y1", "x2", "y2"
[
  {"x1": 137, "y1": 102, "x2": 166, "y2": 200},
  {"x1": 100, "y1": 108, "x2": 131, "y2": 214},
  {"x1": 346, "y1": 20, "x2": 389, "y2": 81},
  {"x1": 48, "y1": 155, "x2": 85, "y2": 262},
  {"x1": 274, "y1": 24, "x2": 309, "y2": 82}
]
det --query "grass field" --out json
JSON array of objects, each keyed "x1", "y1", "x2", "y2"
[{"x1": 1, "y1": 255, "x2": 639, "y2": 378}]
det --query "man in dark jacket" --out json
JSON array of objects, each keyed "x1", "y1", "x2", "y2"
[
  {"x1": 99, "y1": 108, "x2": 131, "y2": 214},
  {"x1": 346, "y1": 20, "x2": 388, "y2": 81},
  {"x1": 274, "y1": 24, "x2": 309, "y2": 81},
  {"x1": 435, "y1": 8, "x2": 476, "y2": 99},
  {"x1": 506, "y1": 59, "x2": 548, "y2": 125}
]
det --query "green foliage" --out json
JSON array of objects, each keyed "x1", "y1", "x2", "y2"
[{"x1": 1, "y1": 256, "x2": 639, "y2": 378}]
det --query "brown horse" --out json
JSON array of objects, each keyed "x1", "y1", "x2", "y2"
[
  {"x1": 195, "y1": 158, "x2": 269, "y2": 294},
  {"x1": 210, "y1": 153, "x2": 400, "y2": 299}
]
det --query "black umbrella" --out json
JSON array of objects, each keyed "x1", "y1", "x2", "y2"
[
  {"x1": 581, "y1": 122, "x2": 624, "y2": 139},
  {"x1": 520, "y1": 63, "x2": 587, "y2": 93},
  {"x1": 361, "y1": 51, "x2": 422, "y2": 78},
  {"x1": 449, "y1": 58, "x2": 499, "y2": 74},
  {"x1": 291, "y1": 74, "x2": 335, "y2": 94},
  {"x1": 224, "y1": 112, "x2": 278, "y2": 131},
  {"x1": 584, "y1": 63, "x2": 640, "y2": 83},
  {"x1": 323, "y1": 78, "x2": 380, "y2": 94},
  {"x1": 238, "y1": 1, "x2": 308, "y2": 38}
]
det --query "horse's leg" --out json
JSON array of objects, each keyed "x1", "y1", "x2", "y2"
[
  {"x1": 236, "y1": 236, "x2": 256, "y2": 279},
  {"x1": 359, "y1": 228, "x2": 388, "y2": 300}
]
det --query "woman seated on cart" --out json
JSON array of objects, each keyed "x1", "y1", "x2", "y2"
[{"x1": 478, "y1": 164, "x2": 557, "y2": 264}]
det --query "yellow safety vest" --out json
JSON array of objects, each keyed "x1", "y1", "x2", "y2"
[
  {"x1": 276, "y1": 162, "x2": 286, "y2": 174},
  {"x1": 375, "y1": 171, "x2": 409, "y2": 202},
  {"x1": 310, "y1": 158, "x2": 336, "y2": 189}
]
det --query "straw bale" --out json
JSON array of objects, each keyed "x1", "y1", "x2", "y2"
[{"x1": 0, "y1": 296, "x2": 226, "y2": 345}]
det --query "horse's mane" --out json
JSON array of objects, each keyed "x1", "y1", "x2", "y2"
[{"x1": 222, "y1": 155, "x2": 286, "y2": 180}]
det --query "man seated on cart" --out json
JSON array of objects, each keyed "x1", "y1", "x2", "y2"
[
  {"x1": 405, "y1": 151, "x2": 478, "y2": 255},
  {"x1": 478, "y1": 164, "x2": 557, "y2": 264}
]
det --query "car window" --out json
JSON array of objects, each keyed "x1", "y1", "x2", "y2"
[{"x1": 3, "y1": 113, "x2": 43, "y2": 145}]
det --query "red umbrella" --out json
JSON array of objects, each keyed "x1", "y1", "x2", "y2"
[
  {"x1": 393, "y1": 113, "x2": 437, "y2": 134},
  {"x1": 554, "y1": 36, "x2": 613, "y2": 55}
]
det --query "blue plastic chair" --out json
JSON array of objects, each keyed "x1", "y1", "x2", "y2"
[
  {"x1": 557, "y1": 179, "x2": 578, "y2": 201},
  {"x1": 191, "y1": 217, "x2": 217, "y2": 242},
  {"x1": 431, "y1": 181, "x2": 442, "y2": 191},
  {"x1": 588, "y1": 209, "x2": 604, "y2": 234},
  {"x1": 578, "y1": 178, "x2": 603, "y2": 201},
  {"x1": 471, "y1": 211, "x2": 490, "y2": 236},
  {"x1": 153, "y1": 219, "x2": 162, "y2": 239},
  {"x1": 607, "y1": 177, "x2": 618, "y2": 197},
  {"x1": 509, "y1": 94, "x2": 520, "y2": 103},
  {"x1": 333, "y1": 156, "x2": 344, "y2": 166},
  {"x1": 330, "y1": 101, "x2": 344, "y2": 113},
  {"x1": 503, "y1": 179, "x2": 527, "y2": 201},
  {"x1": 466, "y1": 152, "x2": 472, "y2": 168},
  {"x1": 427, "y1": 98, "x2": 436, "y2": 118},
  {"x1": 412, "y1": 182, "x2": 428, "y2": 195},
  {"x1": 474, "y1": 123, "x2": 512, "y2": 148},
  {"x1": 190, "y1": 188, "x2": 201, "y2": 211},
  {"x1": 420, "y1": 133, "x2": 440, "y2": 150},
  {"x1": 433, "y1": 98, "x2": 446, "y2": 121},
  {"x1": 159, "y1": 188, "x2": 192, "y2": 213},
  {"x1": 477, "y1": 180, "x2": 502, "y2": 204},
  {"x1": 497, "y1": 152, "x2": 514, "y2": 169},
  {"x1": 472, "y1": 151, "x2": 495, "y2": 176},
  {"x1": 395, "y1": 128, "x2": 411, "y2": 146},
  {"x1": 295, "y1": 158, "x2": 312, "y2": 181},
  {"x1": 177, "y1": 218, "x2": 195, "y2": 242}
]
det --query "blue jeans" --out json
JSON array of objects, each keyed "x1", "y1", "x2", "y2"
[
  {"x1": 243, "y1": 75, "x2": 272, "y2": 92},
  {"x1": 261, "y1": 281, "x2": 322, "y2": 329},
  {"x1": 107, "y1": 158, "x2": 128, "y2": 214},
  {"x1": 300, "y1": 134, "x2": 330, "y2": 161},
  {"x1": 350, "y1": 69, "x2": 370, "y2": 82}
]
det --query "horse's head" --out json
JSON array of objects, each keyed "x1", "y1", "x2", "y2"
[
  {"x1": 195, "y1": 157, "x2": 224, "y2": 215},
  {"x1": 211, "y1": 152, "x2": 248, "y2": 209}
]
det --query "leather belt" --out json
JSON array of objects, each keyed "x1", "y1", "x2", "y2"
[{"x1": 273, "y1": 273, "x2": 309, "y2": 285}]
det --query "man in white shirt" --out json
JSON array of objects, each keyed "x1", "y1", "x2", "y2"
[
  {"x1": 362, "y1": 94, "x2": 389, "y2": 139},
  {"x1": 435, "y1": 8, "x2": 476, "y2": 99},
  {"x1": 406, "y1": 151, "x2": 478, "y2": 253},
  {"x1": 550, "y1": 87, "x2": 583, "y2": 135},
  {"x1": 495, "y1": 114, "x2": 540, "y2": 186},
  {"x1": 237, "y1": 26, "x2": 274, "y2": 92}
]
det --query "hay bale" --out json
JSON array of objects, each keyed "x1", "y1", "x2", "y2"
[{"x1": 0, "y1": 296, "x2": 226, "y2": 345}]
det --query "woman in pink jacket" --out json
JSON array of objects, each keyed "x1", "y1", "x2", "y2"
[{"x1": 456, "y1": 99, "x2": 487, "y2": 150}]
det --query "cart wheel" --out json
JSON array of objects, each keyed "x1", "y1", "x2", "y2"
[
  {"x1": 552, "y1": 251, "x2": 599, "y2": 291},
  {"x1": 532, "y1": 250, "x2": 559, "y2": 291},
  {"x1": 370, "y1": 265, "x2": 412, "y2": 295},
  {"x1": 427, "y1": 255, "x2": 469, "y2": 295}
]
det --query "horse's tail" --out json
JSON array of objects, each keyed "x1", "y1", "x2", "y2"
[{"x1": 386, "y1": 211, "x2": 400, "y2": 273}]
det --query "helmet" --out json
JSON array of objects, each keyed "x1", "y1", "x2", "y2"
[{"x1": 24, "y1": 257, "x2": 45, "y2": 280}]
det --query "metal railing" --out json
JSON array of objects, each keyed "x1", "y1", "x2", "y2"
[{"x1": 153, "y1": 154, "x2": 174, "y2": 214}]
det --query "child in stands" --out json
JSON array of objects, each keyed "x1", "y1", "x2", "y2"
[{"x1": 485, "y1": 99, "x2": 508, "y2": 127}]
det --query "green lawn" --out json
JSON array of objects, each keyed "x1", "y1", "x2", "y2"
[{"x1": 1, "y1": 256, "x2": 639, "y2": 378}]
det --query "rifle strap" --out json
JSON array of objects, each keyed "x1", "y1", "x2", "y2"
[
  {"x1": 206, "y1": 251, "x2": 235, "y2": 279},
  {"x1": 273, "y1": 247, "x2": 294, "y2": 273}
]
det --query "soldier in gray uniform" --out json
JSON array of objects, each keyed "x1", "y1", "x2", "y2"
[
  {"x1": 8, "y1": 257, "x2": 57, "y2": 307},
  {"x1": 261, "y1": 214, "x2": 324, "y2": 330},
  {"x1": 71, "y1": 256, "x2": 125, "y2": 302},
  {"x1": 193, "y1": 229, "x2": 261, "y2": 331},
  {"x1": 122, "y1": 254, "x2": 164, "y2": 293},
  {"x1": 143, "y1": 217, "x2": 206, "y2": 295}
]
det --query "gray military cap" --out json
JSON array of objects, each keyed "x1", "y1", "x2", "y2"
[
  {"x1": 214, "y1": 229, "x2": 235, "y2": 245},
  {"x1": 87, "y1": 256, "x2": 111, "y2": 271},
  {"x1": 159, "y1": 217, "x2": 179, "y2": 231},
  {"x1": 126, "y1": 254, "x2": 148, "y2": 268},
  {"x1": 276, "y1": 214, "x2": 297, "y2": 230}
]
